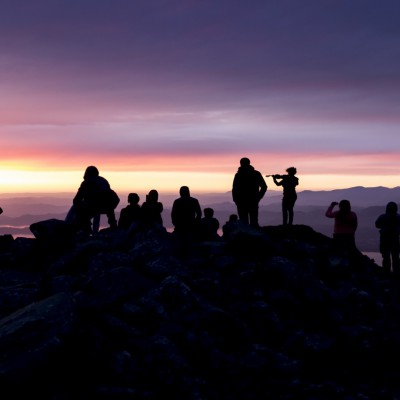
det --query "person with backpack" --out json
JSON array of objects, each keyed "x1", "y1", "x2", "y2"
[
  {"x1": 71, "y1": 165, "x2": 119, "y2": 233},
  {"x1": 232, "y1": 157, "x2": 267, "y2": 228}
]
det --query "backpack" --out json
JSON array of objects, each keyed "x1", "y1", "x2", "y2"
[
  {"x1": 98, "y1": 189, "x2": 120, "y2": 213},
  {"x1": 107, "y1": 189, "x2": 120, "y2": 210}
]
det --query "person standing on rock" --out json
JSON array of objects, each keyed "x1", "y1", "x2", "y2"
[
  {"x1": 271, "y1": 167, "x2": 299, "y2": 226},
  {"x1": 232, "y1": 157, "x2": 267, "y2": 228},
  {"x1": 375, "y1": 201, "x2": 400, "y2": 275}
]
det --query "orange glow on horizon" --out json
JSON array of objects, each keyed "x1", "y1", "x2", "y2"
[
  {"x1": 0, "y1": 151, "x2": 399, "y2": 194},
  {"x1": 0, "y1": 168, "x2": 399, "y2": 195}
]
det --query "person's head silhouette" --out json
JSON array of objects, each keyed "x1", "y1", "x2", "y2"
[
  {"x1": 147, "y1": 189, "x2": 159, "y2": 202},
  {"x1": 286, "y1": 167, "x2": 297, "y2": 176},
  {"x1": 128, "y1": 193, "x2": 139, "y2": 205},
  {"x1": 179, "y1": 186, "x2": 190, "y2": 198},
  {"x1": 386, "y1": 201, "x2": 398, "y2": 215},
  {"x1": 204, "y1": 207, "x2": 214, "y2": 218},
  {"x1": 229, "y1": 214, "x2": 238, "y2": 222},
  {"x1": 339, "y1": 199, "x2": 351, "y2": 213},
  {"x1": 84, "y1": 165, "x2": 99, "y2": 179},
  {"x1": 240, "y1": 157, "x2": 251, "y2": 167}
]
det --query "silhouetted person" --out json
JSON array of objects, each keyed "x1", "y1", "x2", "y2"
[
  {"x1": 272, "y1": 167, "x2": 299, "y2": 226},
  {"x1": 222, "y1": 213, "x2": 240, "y2": 240},
  {"x1": 118, "y1": 193, "x2": 142, "y2": 231},
  {"x1": 140, "y1": 189, "x2": 164, "y2": 230},
  {"x1": 232, "y1": 157, "x2": 267, "y2": 227},
  {"x1": 325, "y1": 199, "x2": 358, "y2": 256},
  {"x1": 171, "y1": 186, "x2": 202, "y2": 236},
  {"x1": 198, "y1": 207, "x2": 220, "y2": 241},
  {"x1": 72, "y1": 165, "x2": 119, "y2": 233},
  {"x1": 375, "y1": 201, "x2": 400, "y2": 275}
]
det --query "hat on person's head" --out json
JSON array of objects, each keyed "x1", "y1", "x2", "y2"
[{"x1": 240, "y1": 157, "x2": 251, "y2": 167}]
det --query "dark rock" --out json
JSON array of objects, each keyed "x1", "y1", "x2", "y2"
[{"x1": 0, "y1": 223, "x2": 398, "y2": 399}]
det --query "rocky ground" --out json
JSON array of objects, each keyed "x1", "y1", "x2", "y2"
[{"x1": 0, "y1": 219, "x2": 400, "y2": 399}]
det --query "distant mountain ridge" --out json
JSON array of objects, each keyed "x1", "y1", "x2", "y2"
[
  {"x1": 0, "y1": 186, "x2": 399, "y2": 252},
  {"x1": 296, "y1": 186, "x2": 400, "y2": 207},
  {"x1": 1, "y1": 186, "x2": 399, "y2": 214}
]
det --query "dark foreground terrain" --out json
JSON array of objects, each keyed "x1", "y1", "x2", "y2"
[{"x1": 0, "y1": 220, "x2": 400, "y2": 399}]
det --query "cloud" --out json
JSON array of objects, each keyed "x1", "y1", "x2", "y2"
[{"x1": 1, "y1": 0, "x2": 400, "y2": 190}]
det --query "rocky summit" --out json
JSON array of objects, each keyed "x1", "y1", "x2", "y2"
[{"x1": 0, "y1": 220, "x2": 400, "y2": 399}]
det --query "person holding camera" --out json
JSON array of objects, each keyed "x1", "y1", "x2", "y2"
[
  {"x1": 325, "y1": 199, "x2": 358, "y2": 256},
  {"x1": 272, "y1": 167, "x2": 299, "y2": 226}
]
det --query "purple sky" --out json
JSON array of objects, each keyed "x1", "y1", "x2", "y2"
[{"x1": 1, "y1": 0, "x2": 400, "y2": 192}]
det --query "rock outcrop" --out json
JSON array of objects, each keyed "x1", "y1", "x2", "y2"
[{"x1": 0, "y1": 220, "x2": 399, "y2": 399}]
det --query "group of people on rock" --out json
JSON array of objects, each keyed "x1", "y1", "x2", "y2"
[
  {"x1": 117, "y1": 186, "x2": 222, "y2": 242},
  {"x1": 65, "y1": 159, "x2": 297, "y2": 240},
  {"x1": 65, "y1": 165, "x2": 225, "y2": 242},
  {"x1": 1, "y1": 158, "x2": 399, "y2": 274}
]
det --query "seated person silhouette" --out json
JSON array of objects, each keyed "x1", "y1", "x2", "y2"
[
  {"x1": 171, "y1": 186, "x2": 202, "y2": 237},
  {"x1": 222, "y1": 214, "x2": 240, "y2": 240},
  {"x1": 118, "y1": 193, "x2": 142, "y2": 232},
  {"x1": 140, "y1": 189, "x2": 164, "y2": 231},
  {"x1": 198, "y1": 207, "x2": 220, "y2": 241}
]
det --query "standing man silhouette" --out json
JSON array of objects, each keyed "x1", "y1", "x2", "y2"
[
  {"x1": 232, "y1": 157, "x2": 267, "y2": 227},
  {"x1": 375, "y1": 201, "x2": 400, "y2": 275}
]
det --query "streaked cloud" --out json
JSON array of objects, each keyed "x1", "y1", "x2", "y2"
[{"x1": 0, "y1": 0, "x2": 399, "y2": 192}]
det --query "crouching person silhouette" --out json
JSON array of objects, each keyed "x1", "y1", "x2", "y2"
[
  {"x1": 69, "y1": 166, "x2": 119, "y2": 234},
  {"x1": 118, "y1": 193, "x2": 142, "y2": 232}
]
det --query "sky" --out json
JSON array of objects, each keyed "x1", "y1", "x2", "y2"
[{"x1": 0, "y1": 0, "x2": 399, "y2": 195}]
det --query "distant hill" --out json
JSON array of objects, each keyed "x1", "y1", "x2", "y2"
[{"x1": 296, "y1": 186, "x2": 400, "y2": 207}]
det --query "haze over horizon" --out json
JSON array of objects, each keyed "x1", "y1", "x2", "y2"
[{"x1": 1, "y1": 1, "x2": 399, "y2": 194}]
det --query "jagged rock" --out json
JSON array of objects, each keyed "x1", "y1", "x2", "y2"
[{"x1": 0, "y1": 224, "x2": 399, "y2": 399}]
